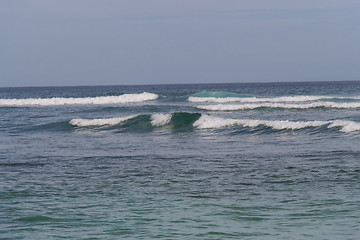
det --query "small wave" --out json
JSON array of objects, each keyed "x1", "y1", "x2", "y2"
[
  {"x1": 193, "y1": 115, "x2": 360, "y2": 133},
  {"x1": 0, "y1": 92, "x2": 158, "y2": 107},
  {"x1": 189, "y1": 95, "x2": 360, "y2": 103},
  {"x1": 196, "y1": 102, "x2": 360, "y2": 111}
]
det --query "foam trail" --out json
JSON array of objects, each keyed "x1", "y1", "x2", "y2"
[
  {"x1": 0, "y1": 92, "x2": 158, "y2": 106},
  {"x1": 69, "y1": 115, "x2": 136, "y2": 127},
  {"x1": 194, "y1": 115, "x2": 328, "y2": 130},
  {"x1": 151, "y1": 113, "x2": 172, "y2": 127},
  {"x1": 197, "y1": 102, "x2": 360, "y2": 111},
  {"x1": 189, "y1": 96, "x2": 328, "y2": 103}
]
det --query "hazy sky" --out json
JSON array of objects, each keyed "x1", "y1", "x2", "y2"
[{"x1": 1, "y1": 0, "x2": 360, "y2": 87}]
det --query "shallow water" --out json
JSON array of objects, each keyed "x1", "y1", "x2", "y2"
[{"x1": 1, "y1": 82, "x2": 360, "y2": 239}]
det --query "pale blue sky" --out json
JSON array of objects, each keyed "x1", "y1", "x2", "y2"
[{"x1": 1, "y1": 0, "x2": 360, "y2": 87}]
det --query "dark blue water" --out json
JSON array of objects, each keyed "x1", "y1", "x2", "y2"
[{"x1": 1, "y1": 81, "x2": 360, "y2": 239}]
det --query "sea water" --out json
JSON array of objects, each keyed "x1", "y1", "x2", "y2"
[{"x1": 0, "y1": 81, "x2": 359, "y2": 239}]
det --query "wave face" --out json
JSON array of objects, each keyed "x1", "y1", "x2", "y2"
[
  {"x1": 193, "y1": 115, "x2": 360, "y2": 133},
  {"x1": 0, "y1": 92, "x2": 158, "y2": 106},
  {"x1": 196, "y1": 102, "x2": 360, "y2": 111}
]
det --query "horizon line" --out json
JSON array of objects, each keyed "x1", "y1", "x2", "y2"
[{"x1": 1, "y1": 79, "x2": 360, "y2": 89}]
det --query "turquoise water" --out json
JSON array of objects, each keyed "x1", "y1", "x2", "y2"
[{"x1": 1, "y1": 82, "x2": 360, "y2": 239}]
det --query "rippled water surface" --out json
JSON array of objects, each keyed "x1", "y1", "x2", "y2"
[{"x1": 1, "y1": 82, "x2": 360, "y2": 239}]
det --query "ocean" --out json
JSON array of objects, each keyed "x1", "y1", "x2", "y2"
[{"x1": 1, "y1": 81, "x2": 360, "y2": 239}]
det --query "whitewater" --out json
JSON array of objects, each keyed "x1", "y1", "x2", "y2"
[
  {"x1": 0, "y1": 92, "x2": 158, "y2": 106},
  {"x1": 68, "y1": 113, "x2": 360, "y2": 133}
]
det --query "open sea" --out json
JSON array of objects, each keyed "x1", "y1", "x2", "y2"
[{"x1": 1, "y1": 81, "x2": 360, "y2": 239}]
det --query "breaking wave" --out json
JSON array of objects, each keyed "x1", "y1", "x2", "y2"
[
  {"x1": 189, "y1": 92, "x2": 360, "y2": 103},
  {"x1": 69, "y1": 115, "x2": 137, "y2": 127},
  {"x1": 69, "y1": 112, "x2": 201, "y2": 129},
  {"x1": 193, "y1": 115, "x2": 360, "y2": 133},
  {"x1": 151, "y1": 113, "x2": 172, "y2": 127},
  {"x1": 0, "y1": 92, "x2": 158, "y2": 106},
  {"x1": 68, "y1": 113, "x2": 360, "y2": 133},
  {"x1": 196, "y1": 102, "x2": 360, "y2": 111}
]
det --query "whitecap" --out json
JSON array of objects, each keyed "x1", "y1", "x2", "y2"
[
  {"x1": 0, "y1": 92, "x2": 158, "y2": 106},
  {"x1": 327, "y1": 120, "x2": 360, "y2": 133},
  {"x1": 193, "y1": 115, "x2": 329, "y2": 130},
  {"x1": 189, "y1": 95, "x2": 360, "y2": 103},
  {"x1": 151, "y1": 113, "x2": 172, "y2": 127},
  {"x1": 69, "y1": 115, "x2": 137, "y2": 127}
]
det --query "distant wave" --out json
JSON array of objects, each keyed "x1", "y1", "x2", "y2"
[
  {"x1": 191, "y1": 91, "x2": 250, "y2": 99},
  {"x1": 193, "y1": 115, "x2": 360, "y2": 133},
  {"x1": 189, "y1": 95, "x2": 360, "y2": 103},
  {"x1": 196, "y1": 102, "x2": 360, "y2": 111},
  {"x1": 0, "y1": 92, "x2": 158, "y2": 106}
]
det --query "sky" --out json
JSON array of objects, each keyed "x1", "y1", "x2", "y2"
[{"x1": 1, "y1": 0, "x2": 360, "y2": 87}]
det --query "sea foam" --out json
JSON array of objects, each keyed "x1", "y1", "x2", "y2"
[
  {"x1": 193, "y1": 115, "x2": 329, "y2": 130},
  {"x1": 69, "y1": 115, "x2": 137, "y2": 127},
  {"x1": 0, "y1": 92, "x2": 158, "y2": 106},
  {"x1": 193, "y1": 115, "x2": 360, "y2": 132},
  {"x1": 327, "y1": 120, "x2": 360, "y2": 132},
  {"x1": 189, "y1": 95, "x2": 360, "y2": 103},
  {"x1": 151, "y1": 113, "x2": 172, "y2": 127}
]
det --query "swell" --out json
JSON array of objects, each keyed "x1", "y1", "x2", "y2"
[
  {"x1": 0, "y1": 92, "x2": 158, "y2": 107},
  {"x1": 25, "y1": 113, "x2": 360, "y2": 133},
  {"x1": 69, "y1": 112, "x2": 201, "y2": 130}
]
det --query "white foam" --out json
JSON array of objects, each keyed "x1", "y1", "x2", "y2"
[
  {"x1": 69, "y1": 115, "x2": 136, "y2": 127},
  {"x1": 194, "y1": 115, "x2": 360, "y2": 132},
  {"x1": 328, "y1": 120, "x2": 360, "y2": 133},
  {"x1": 189, "y1": 96, "x2": 330, "y2": 103},
  {"x1": 197, "y1": 102, "x2": 360, "y2": 111},
  {"x1": 151, "y1": 113, "x2": 172, "y2": 127},
  {"x1": 0, "y1": 92, "x2": 158, "y2": 106},
  {"x1": 194, "y1": 115, "x2": 330, "y2": 130}
]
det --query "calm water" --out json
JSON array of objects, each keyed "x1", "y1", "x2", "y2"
[{"x1": 1, "y1": 81, "x2": 360, "y2": 239}]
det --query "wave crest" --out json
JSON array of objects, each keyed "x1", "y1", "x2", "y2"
[
  {"x1": 69, "y1": 112, "x2": 201, "y2": 129},
  {"x1": 69, "y1": 115, "x2": 137, "y2": 127},
  {"x1": 0, "y1": 92, "x2": 158, "y2": 106},
  {"x1": 151, "y1": 114, "x2": 172, "y2": 127},
  {"x1": 189, "y1": 96, "x2": 328, "y2": 103},
  {"x1": 194, "y1": 115, "x2": 360, "y2": 133}
]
